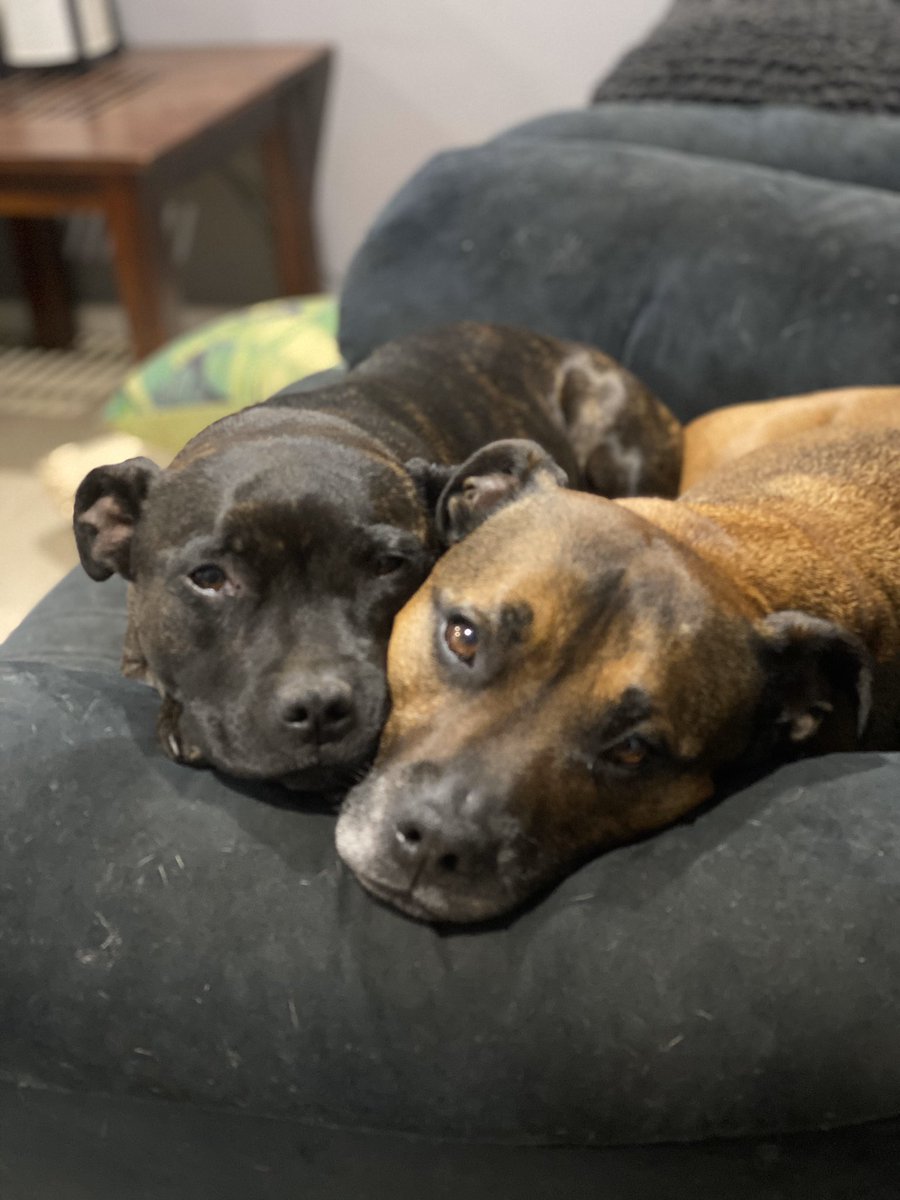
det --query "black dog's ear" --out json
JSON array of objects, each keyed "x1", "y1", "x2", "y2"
[
  {"x1": 73, "y1": 457, "x2": 160, "y2": 581},
  {"x1": 404, "y1": 457, "x2": 456, "y2": 513},
  {"x1": 435, "y1": 439, "x2": 568, "y2": 546},
  {"x1": 757, "y1": 610, "x2": 873, "y2": 750}
]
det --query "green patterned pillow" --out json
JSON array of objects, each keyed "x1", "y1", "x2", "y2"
[{"x1": 105, "y1": 295, "x2": 342, "y2": 453}]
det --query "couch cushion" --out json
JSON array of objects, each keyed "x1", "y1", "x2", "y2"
[
  {"x1": 339, "y1": 130, "x2": 900, "y2": 421},
  {"x1": 507, "y1": 103, "x2": 900, "y2": 192},
  {"x1": 104, "y1": 295, "x2": 341, "y2": 454},
  {"x1": 0, "y1": 569, "x2": 128, "y2": 674},
  {"x1": 2, "y1": 572, "x2": 900, "y2": 1149},
  {"x1": 3, "y1": 1079, "x2": 898, "y2": 1200}
]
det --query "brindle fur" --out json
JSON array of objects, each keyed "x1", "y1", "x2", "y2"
[{"x1": 73, "y1": 321, "x2": 681, "y2": 790}]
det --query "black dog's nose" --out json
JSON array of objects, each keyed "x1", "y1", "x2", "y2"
[{"x1": 277, "y1": 675, "x2": 356, "y2": 744}]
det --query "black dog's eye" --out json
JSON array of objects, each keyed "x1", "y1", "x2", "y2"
[
  {"x1": 444, "y1": 616, "x2": 479, "y2": 665},
  {"x1": 374, "y1": 552, "x2": 407, "y2": 577},
  {"x1": 188, "y1": 564, "x2": 229, "y2": 594},
  {"x1": 600, "y1": 735, "x2": 650, "y2": 770}
]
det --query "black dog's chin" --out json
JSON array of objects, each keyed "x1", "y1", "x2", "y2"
[
  {"x1": 206, "y1": 745, "x2": 377, "y2": 795},
  {"x1": 172, "y1": 701, "x2": 382, "y2": 794},
  {"x1": 278, "y1": 753, "x2": 376, "y2": 795}
]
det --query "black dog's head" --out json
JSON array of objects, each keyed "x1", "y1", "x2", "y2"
[{"x1": 73, "y1": 408, "x2": 450, "y2": 790}]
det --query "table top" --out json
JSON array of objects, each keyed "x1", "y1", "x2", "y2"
[{"x1": 0, "y1": 44, "x2": 330, "y2": 177}]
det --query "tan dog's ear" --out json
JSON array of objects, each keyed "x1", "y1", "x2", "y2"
[
  {"x1": 758, "y1": 611, "x2": 873, "y2": 748},
  {"x1": 433, "y1": 439, "x2": 567, "y2": 546},
  {"x1": 73, "y1": 457, "x2": 160, "y2": 581}
]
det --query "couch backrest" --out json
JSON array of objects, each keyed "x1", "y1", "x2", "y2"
[{"x1": 339, "y1": 106, "x2": 900, "y2": 423}]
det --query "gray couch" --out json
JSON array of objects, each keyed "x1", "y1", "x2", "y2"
[{"x1": 4, "y1": 23, "x2": 900, "y2": 1198}]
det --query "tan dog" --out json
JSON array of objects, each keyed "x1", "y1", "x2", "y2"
[
  {"x1": 681, "y1": 386, "x2": 900, "y2": 490},
  {"x1": 337, "y1": 428, "x2": 900, "y2": 923}
]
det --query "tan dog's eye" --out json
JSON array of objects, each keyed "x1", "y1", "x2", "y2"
[
  {"x1": 604, "y1": 735, "x2": 648, "y2": 769},
  {"x1": 444, "y1": 616, "x2": 479, "y2": 665},
  {"x1": 189, "y1": 564, "x2": 229, "y2": 594}
]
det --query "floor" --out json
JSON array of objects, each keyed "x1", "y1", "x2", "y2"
[{"x1": 0, "y1": 303, "x2": 215, "y2": 641}]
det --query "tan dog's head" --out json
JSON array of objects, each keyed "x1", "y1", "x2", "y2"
[{"x1": 336, "y1": 441, "x2": 871, "y2": 922}]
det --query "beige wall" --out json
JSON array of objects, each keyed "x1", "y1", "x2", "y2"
[{"x1": 118, "y1": 0, "x2": 669, "y2": 289}]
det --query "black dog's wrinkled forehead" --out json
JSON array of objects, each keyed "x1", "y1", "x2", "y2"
[
  {"x1": 232, "y1": 436, "x2": 423, "y2": 521},
  {"x1": 141, "y1": 435, "x2": 428, "y2": 555},
  {"x1": 218, "y1": 493, "x2": 414, "y2": 575}
]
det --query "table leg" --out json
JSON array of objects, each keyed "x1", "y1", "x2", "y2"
[
  {"x1": 103, "y1": 178, "x2": 180, "y2": 360},
  {"x1": 8, "y1": 216, "x2": 77, "y2": 350},
  {"x1": 261, "y1": 54, "x2": 330, "y2": 296}
]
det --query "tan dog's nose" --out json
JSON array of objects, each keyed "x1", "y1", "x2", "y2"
[{"x1": 390, "y1": 788, "x2": 503, "y2": 881}]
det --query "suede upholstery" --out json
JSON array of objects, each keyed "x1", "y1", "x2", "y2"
[
  {"x1": 339, "y1": 105, "x2": 900, "y2": 421},
  {"x1": 4, "y1": 97, "x2": 900, "y2": 1198},
  {"x1": 3, "y1": 571, "x2": 900, "y2": 1196}
]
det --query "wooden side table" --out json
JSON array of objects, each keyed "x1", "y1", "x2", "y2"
[{"x1": 0, "y1": 44, "x2": 331, "y2": 359}]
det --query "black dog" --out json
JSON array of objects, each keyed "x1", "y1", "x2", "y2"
[{"x1": 73, "y1": 321, "x2": 682, "y2": 791}]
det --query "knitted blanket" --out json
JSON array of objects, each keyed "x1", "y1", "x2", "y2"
[{"x1": 594, "y1": 0, "x2": 900, "y2": 112}]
